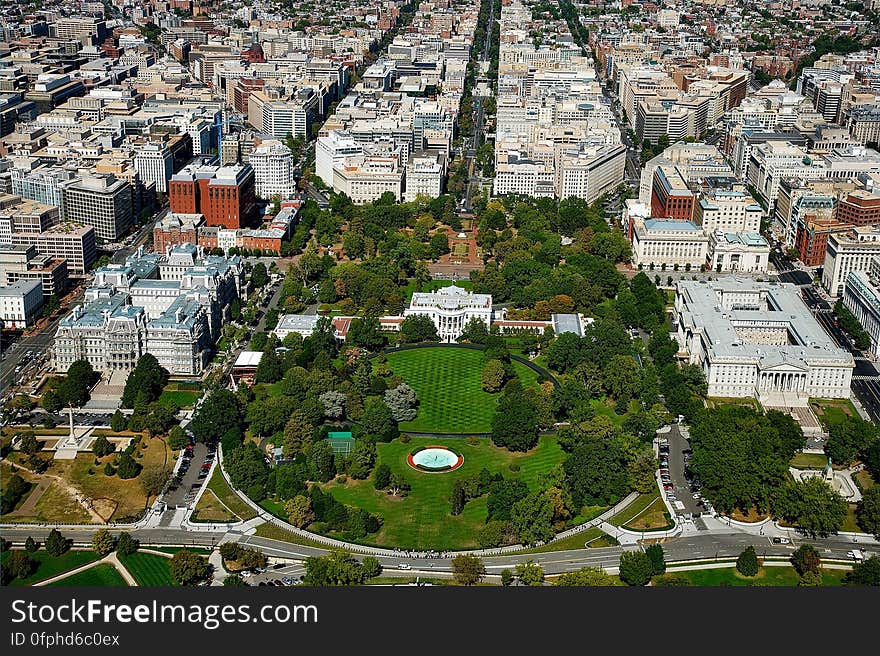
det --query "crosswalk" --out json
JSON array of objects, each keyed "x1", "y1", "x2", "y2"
[{"x1": 852, "y1": 375, "x2": 880, "y2": 381}]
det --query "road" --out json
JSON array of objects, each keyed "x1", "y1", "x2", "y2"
[
  {"x1": 0, "y1": 526, "x2": 872, "y2": 576},
  {"x1": 462, "y1": 0, "x2": 495, "y2": 211}
]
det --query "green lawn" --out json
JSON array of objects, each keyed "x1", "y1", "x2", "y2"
[
  {"x1": 118, "y1": 552, "x2": 175, "y2": 586},
  {"x1": 1, "y1": 550, "x2": 102, "y2": 587},
  {"x1": 790, "y1": 452, "x2": 832, "y2": 469},
  {"x1": 513, "y1": 527, "x2": 618, "y2": 554},
  {"x1": 658, "y1": 566, "x2": 846, "y2": 587},
  {"x1": 206, "y1": 467, "x2": 257, "y2": 520},
  {"x1": 49, "y1": 564, "x2": 128, "y2": 587},
  {"x1": 607, "y1": 493, "x2": 660, "y2": 527},
  {"x1": 385, "y1": 347, "x2": 543, "y2": 434},
  {"x1": 159, "y1": 389, "x2": 201, "y2": 408},
  {"x1": 322, "y1": 435, "x2": 566, "y2": 550}
]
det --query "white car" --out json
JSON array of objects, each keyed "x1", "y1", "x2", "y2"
[{"x1": 397, "y1": 563, "x2": 411, "y2": 570}]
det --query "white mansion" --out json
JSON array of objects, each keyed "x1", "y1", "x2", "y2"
[
  {"x1": 53, "y1": 245, "x2": 245, "y2": 376},
  {"x1": 675, "y1": 278, "x2": 853, "y2": 402},
  {"x1": 403, "y1": 285, "x2": 492, "y2": 342}
]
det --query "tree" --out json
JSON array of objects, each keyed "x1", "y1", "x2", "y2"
[
  {"x1": 224, "y1": 574, "x2": 246, "y2": 586},
  {"x1": 736, "y1": 546, "x2": 759, "y2": 577},
  {"x1": 45, "y1": 529, "x2": 70, "y2": 557},
  {"x1": 282, "y1": 411, "x2": 315, "y2": 457},
  {"x1": 481, "y1": 359, "x2": 507, "y2": 392},
  {"x1": 116, "y1": 453, "x2": 141, "y2": 480},
  {"x1": 563, "y1": 439, "x2": 629, "y2": 506},
  {"x1": 491, "y1": 388, "x2": 538, "y2": 452},
  {"x1": 602, "y1": 354, "x2": 641, "y2": 400},
  {"x1": 618, "y1": 550, "x2": 654, "y2": 586},
  {"x1": 255, "y1": 347, "x2": 284, "y2": 383},
  {"x1": 843, "y1": 555, "x2": 880, "y2": 586},
  {"x1": 306, "y1": 440, "x2": 336, "y2": 482},
  {"x1": 24, "y1": 536, "x2": 38, "y2": 552},
  {"x1": 91, "y1": 529, "x2": 115, "y2": 556},
  {"x1": 554, "y1": 566, "x2": 619, "y2": 586},
  {"x1": 429, "y1": 232, "x2": 450, "y2": 259},
  {"x1": 121, "y1": 354, "x2": 168, "y2": 408},
  {"x1": 451, "y1": 479, "x2": 467, "y2": 515},
  {"x1": 791, "y1": 544, "x2": 821, "y2": 576},
  {"x1": 451, "y1": 555, "x2": 485, "y2": 585},
  {"x1": 5, "y1": 551, "x2": 34, "y2": 580},
  {"x1": 374, "y1": 463, "x2": 392, "y2": 490},
  {"x1": 628, "y1": 448, "x2": 658, "y2": 494},
  {"x1": 360, "y1": 397, "x2": 398, "y2": 442},
  {"x1": 191, "y1": 389, "x2": 243, "y2": 444},
  {"x1": 139, "y1": 465, "x2": 171, "y2": 497},
  {"x1": 515, "y1": 560, "x2": 544, "y2": 586},
  {"x1": 511, "y1": 491, "x2": 555, "y2": 545},
  {"x1": 857, "y1": 486, "x2": 880, "y2": 538},
  {"x1": 348, "y1": 315, "x2": 385, "y2": 351},
  {"x1": 58, "y1": 360, "x2": 98, "y2": 408},
  {"x1": 459, "y1": 317, "x2": 490, "y2": 344},
  {"x1": 41, "y1": 389, "x2": 62, "y2": 413},
  {"x1": 19, "y1": 431, "x2": 39, "y2": 456},
  {"x1": 645, "y1": 543, "x2": 666, "y2": 575},
  {"x1": 169, "y1": 550, "x2": 211, "y2": 585},
  {"x1": 223, "y1": 442, "x2": 270, "y2": 501},
  {"x1": 319, "y1": 390, "x2": 347, "y2": 419},
  {"x1": 398, "y1": 314, "x2": 438, "y2": 343},
  {"x1": 92, "y1": 434, "x2": 114, "y2": 458},
  {"x1": 772, "y1": 477, "x2": 847, "y2": 537},
  {"x1": 383, "y1": 383, "x2": 418, "y2": 422},
  {"x1": 501, "y1": 569, "x2": 514, "y2": 586},
  {"x1": 302, "y1": 550, "x2": 378, "y2": 586},
  {"x1": 111, "y1": 410, "x2": 127, "y2": 432},
  {"x1": 116, "y1": 532, "x2": 138, "y2": 556},
  {"x1": 251, "y1": 262, "x2": 269, "y2": 288},
  {"x1": 360, "y1": 556, "x2": 382, "y2": 579},
  {"x1": 168, "y1": 425, "x2": 187, "y2": 450},
  {"x1": 486, "y1": 479, "x2": 529, "y2": 521}
]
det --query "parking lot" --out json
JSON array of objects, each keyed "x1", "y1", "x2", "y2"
[
  {"x1": 659, "y1": 424, "x2": 710, "y2": 526},
  {"x1": 162, "y1": 441, "x2": 211, "y2": 509},
  {"x1": 241, "y1": 561, "x2": 307, "y2": 587}
]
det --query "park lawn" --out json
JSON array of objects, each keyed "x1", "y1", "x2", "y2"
[
  {"x1": 623, "y1": 495, "x2": 673, "y2": 531},
  {"x1": 385, "y1": 347, "x2": 543, "y2": 434},
  {"x1": 659, "y1": 566, "x2": 846, "y2": 587},
  {"x1": 790, "y1": 452, "x2": 831, "y2": 469},
  {"x1": 190, "y1": 489, "x2": 239, "y2": 523},
  {"x1": 158, "y1": 389, "x2": 201, "y2": 408},
  {"x1": 7, "y1": 481, "x2": 92, "y2": 524},
  {"x1": 253, "y1": 522, "x2": 337, "y2": 549},
  {"x1": 206, "y1": 467, "x2": 257, "y2": 520},
  {"x1": 855, "y1": 468, "x2": 874, "y2": 490},
  {"x1": 47, "y1": 436, "x2": 169, "y2": 521},
  {"x1": 118, "y1": 552, "x2": 175, "y2": 586},
  {"x1": 590, "y1": 398, "x2": 625, "y2": 428},
  {"x1": 1, "y1": 550, "x2": 102, "y2": 587},
  {"x1": 811, "y1": 398, "x2": 858, "y2": 429},
  {"x1": 513, "y1": 527, "x2": 618, "y2": 554},
  {"x1": 322, "y1": 435, "x2": 566, "y2": 550},
  {"x1": 607, "y1": 493, "x2": 659, "y2": 527},
  {"x1": 49, "y1": 564, "x2": 128, "y2": 587},
  {"x1": 841, "y1": 504, "x2": 863, "y2": 533}
]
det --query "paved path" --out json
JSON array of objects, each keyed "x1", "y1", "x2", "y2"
[
  {"x1": 6, "y1": 478, "x2": 50, "y2": 517},
  {"x1": 34, "y1": 552, "x2": 137, "y2": 587}
]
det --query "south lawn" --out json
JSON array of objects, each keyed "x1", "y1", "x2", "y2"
[
  {"x1": 384, "y1": 347, "x2": 543, "y2": 434},
  {"x1": 49, "y1": 564, "x2": 128, "y2": 587},
  {"x1": 324, "y1": 435, "x2": 566, "y2": 550}
]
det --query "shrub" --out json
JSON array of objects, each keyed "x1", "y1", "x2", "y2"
[{"x1": 736, "y1": 546, "x2": 759, "y2": 577}]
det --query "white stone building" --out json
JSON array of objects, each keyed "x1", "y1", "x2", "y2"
[
  {"x1": 822, "y1": 226, "x2": 880, "y2": 297},
  {"x1": 403, "y1": 285, "x2": 492, "y2": 343},
  {"x1": 675, "y1": 278, "x2": 854, "y2": 402},
  {"x1": 0, "y1": 279, "x2": 43, "y2": 328},
  {"x1": 249, "y1": 140, "x2": 295, "y2": 200},
  {"x1": 842, "y1": 262, "x2": 880, "y2": 359}
]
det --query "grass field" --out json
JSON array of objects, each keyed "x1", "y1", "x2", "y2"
[
  {"x1": 658, "y1": 566, "x2": 846, "y2": 587},
  {"x1": 622, "y1": 495, "x2": 673, "y2": 531},
  {"x1": 118, "y1": 552, "x2": 175, "y2": 586},
  {"x1": 253, "y1": 522, "x2": 338, "y2": 549},
  {"x1": 190, "y1": 489, "x2": 240, "y2": 523},
  {"x1": 42, "y1": 436, "x2": 169, "y2": 521},
  {"x1": 513, "y1": 527, "x2": 619, "y2": 554},
  {"x1": 385, "y1": 347, "x2": 542, "y2": 434},
  {"x1": 206, "y1": 467, "x2": 257, "y2": 520},
  {"x1": 811, "y1": 398, "x2": 858, "y2": 429},
  {"x1": 790, "y1": 452, "x2": 833, "y2": 469},
  {"x1": 158, "y1": 389, "x2": 201, "y2": 408},
  {"x1": 1, "y1": 550, "x2": 102, "y2": 587},
  {"x1": 322, "y1": 435, "x2": 566, "y2": 550},
  {"x1": 49, "y1": 564, "x2": 128, "y2": 587},
  {"x1": 7, "y1": 481, "x2": 92, "y2": 524},
  {"x1": 607, "y1": 493, "x2": 659, "y2": 527}
]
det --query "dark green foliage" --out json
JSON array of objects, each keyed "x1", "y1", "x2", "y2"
[
  {"x1": 619, "y1": 550, "x2": 653, "y2": 586},
  {"x1": 772, "y1": 477, "x2": 847, "y2": 537},
  {"x1": 116, "y1": 453, "x2": 141, "y2": 479},
  {"x1": 398, "y1": 314, "x2": 439, "y2": 343},
  {"x1": 56, "y1": 360, "x2": 99, "y2": 408},
  {"x1": 791, "y1": 544, "x2": 821, "y2": 576},
  {"x1": 224, "y1": 442, "x2": 270, "y2": 501},
  {"x1": 736, "y1": 546, "x2": 759, "y2": 577},
  {"x1": 486, "y1": 478, "x2": 529, "y2": 521},
  {"x1": 645, "y1": 543, "x2": 666, "y2": 575},
  {"x1": 121, "y1": 354, "x2": 169, "y2": 409},
  {"x1": 190, "y1": 389, "x2": 243, "y2": 444},
  {"x1": 169, "y1": 550, "x2": 210, "y2": 585},
  {"x1": 490, "y1": 386, "x2": 538, "y2": 451},
  {"x1": 45, "y1": 529, "x2": 70, "y2": 557},
  {"x1": 858, "y1": 487, "x2": 880, "y2": 538},
  {"x1": 3, "y1": 474, "x2": 32, "y2": 515},
  {"x1": 843, "y1": 555, "x2": 880, "y2": 586},
  {"x1": 111, "y1": 410, "x2": 127, "y2": 432},
  {"x1": 563, "y1": 438, "x2": 629, "y2": 507},
  {"x1": 92, "y1": 434, "x2": 115, "y2": 458},
  {"x1": 115, "y1": 532, "x2": 139, "y2": 556},
  {"x1": 373, "y1": 463, "x2": 392, "y2": 490},
  {"x1": 24, "y1": 536, "x2": 38, "y2": 552}
]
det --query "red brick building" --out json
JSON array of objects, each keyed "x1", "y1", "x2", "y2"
[
  {"x1": 836, "y1": 191, "x2": 880, "y2": 226},
  {"x1": 168, "y1": 162, "x2": 257, "y2": 229},
  {"x1": 651, "y1": 166, "x2": 695, "y2": 221}
]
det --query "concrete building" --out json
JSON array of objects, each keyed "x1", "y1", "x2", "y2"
[
  {"x1": 9, "y1": 224, "x2": 97, "y2": 274},
  {"x1": 403, "y1": 285, "x2": 492, "y2": 343},
  {"x1": 331, "y1": 154, "x2": 403, "y2": 204},
  {"x1": 675, "y1": 278, "x2": 854, "y2": 402},
  {"x1": 249, "y1": 140, "x2": 295, "y2": 200},
  {"x1": 822, "y1": 226, "x2": 880, "y2": 297},
  {"x1": 842, "y1": 262, "x2": 880, "y2": 359},
  {"x1": 631, "y1": 219, "x2": 709, "y2": 270},
  {"x1": 708, "y1": 232, "x2": 770, "y2": 273},
  {"x1": 693, "y1": 189, "x2": 764, "y2": 234},
  {"x1": 0, "y1": 279, "x2": 43, "y2": 328},
  {"x1": 0, "y1": 244, "x2": 67, "y2": 297},
  {"x1": 60, "y1": 173, "x2": 133, "y2": 242},
  {"x1": 316, "y1": 131, "x2": 363, "y2": 188},
  {"x1": 133, "y1": 142, "x2": 174, "y2": 193}
]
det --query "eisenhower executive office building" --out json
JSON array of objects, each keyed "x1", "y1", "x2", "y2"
[{"x1": 675, "y1": 278, "x2": 854, "y2": 402}]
